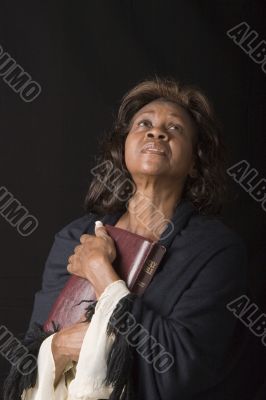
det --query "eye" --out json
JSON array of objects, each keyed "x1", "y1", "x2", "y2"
[
  {"x1": 168, "y1": 123, "x2": 183, "y2": 133},
  {"x1": 138, "y1": 119, "x2": 152, "y2": 128}
]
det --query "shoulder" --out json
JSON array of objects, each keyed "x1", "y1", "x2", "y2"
[
  {"x1": 55, "y1": 212, "x2": 99, "y2": 242},
  {"x1": 185, "y1": 212, "x2": 247, "y2": 253},
  {"x1": 184, "y1": 213, "x2": 248, "y2": 283},
  {"x1": 43, "y1": 212, "x2": 101, "y2": 273},
  {"x1": 168, "y1": 210, "x2": 248, "y2": 286}
]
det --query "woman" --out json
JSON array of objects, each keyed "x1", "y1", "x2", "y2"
[{"x1": 4, "y1": 76, "x2": 249, "y2": 399}]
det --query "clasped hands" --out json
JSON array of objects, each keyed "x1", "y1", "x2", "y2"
[{"x1": 67, "y1": 221, "x2": 120, "y2": 298}]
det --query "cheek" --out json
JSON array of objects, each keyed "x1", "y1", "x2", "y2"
[
  {"x1": 125, "y1": 134, "x2": 136, "y2": 154},
  {"x1": 124, "y1": 134, "x2": 138, "y2": 162},
  {"x1": 124, "y1": 135, "x2": 134, "y2": 169},
  {"x1": 171, "y1": 139, "x2": 194, "y2": 164}
]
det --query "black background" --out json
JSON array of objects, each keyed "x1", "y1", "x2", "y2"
[{"x1": 0, "y1": 0, "x2": 265, "y2": 396}]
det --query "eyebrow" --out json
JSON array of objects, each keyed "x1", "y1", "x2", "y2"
[{"x1": 134, "y1": 110, "x2": 185, "y2": 122}]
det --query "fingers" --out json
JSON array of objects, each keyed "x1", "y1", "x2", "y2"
[
  {"x1": 68, "y1": 254, "x2": 74, "y2": 264},
  {"x1": 94, "y1": 220, "x2": 109, "y2": 241},
  {"x1": 68, "y1": 244, "x2": 82, "y2": 267},
  {"x1": 67, "y1": 253, "x2": 77, "y2": 273},
  {"x1": 77, "y1": 316, "x2": 90, "y2": 324},
  {"x1": 67, "y1": 260, "x2": 73, "y2": 273},
  {"x1": 79, "y1": 222, "x2": 110, "y2": 244},
  {"x1": 74, "y1": 244, "x2": 82, "y2": 254},
  {"x1": 80, "y1": 234, "x2": 90, "y2": 244}
]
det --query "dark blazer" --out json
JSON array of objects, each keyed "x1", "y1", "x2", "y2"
[{"x1": 25, "y1": 198, "x2": 253, "y2": 400}]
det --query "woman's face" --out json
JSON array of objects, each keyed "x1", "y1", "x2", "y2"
[{"x1": 124, "y1": 99, "x2": 197, "y2": 184}]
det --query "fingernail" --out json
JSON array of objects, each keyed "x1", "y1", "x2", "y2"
[{"x1": 95, "y1": 220, "x2": 103, "y2": 227}]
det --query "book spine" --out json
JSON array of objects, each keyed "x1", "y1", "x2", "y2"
[{"x1": 131, "y1": 244, "x2": 166, "y2": 295}]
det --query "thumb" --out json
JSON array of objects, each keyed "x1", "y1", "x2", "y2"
[{"x1": 95, "y1": 220, "x2": 109, "y2": 240}]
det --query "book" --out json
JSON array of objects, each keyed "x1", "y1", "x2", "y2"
[{"x1": 43, "y1": 224, "x2": 166, "y2": 331}]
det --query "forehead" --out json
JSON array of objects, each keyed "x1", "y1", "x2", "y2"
[{"x1": 132, "y1": 99, "x2": 192, "y2": 123}]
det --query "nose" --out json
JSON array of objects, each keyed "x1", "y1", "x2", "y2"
[{"x1": 145, "y1": 128, "x2": 168, "y2": 141}]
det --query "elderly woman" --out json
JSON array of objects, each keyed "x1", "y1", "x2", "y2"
[{"x1": 4, "y1": 77, "x2": 248, "y2": 399}]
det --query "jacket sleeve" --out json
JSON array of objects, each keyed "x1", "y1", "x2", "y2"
[
  {"x1": 25, "y1": 215, "x2": 94, "y2": 337},
  {"x1": 130, "y1": 238, "x2": 248, "y2": 399}
]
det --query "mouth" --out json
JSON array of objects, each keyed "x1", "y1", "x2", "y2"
[
  {"x1": 141, "y1": 149, "x2": 166, "y2": 156},
  {"x1": 141, "y1": 143, "x2": 167, "y2": 157}
]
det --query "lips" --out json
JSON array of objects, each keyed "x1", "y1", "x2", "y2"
[
  {"x1": 142, "y1": 149, "x2": 165, "y2": 156},
  {"x1": 141, "y1": 142, "x2": 167, "y2": 156}
]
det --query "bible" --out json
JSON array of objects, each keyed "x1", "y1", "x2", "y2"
[{"x1": 43, "y1": 223, "x2": 166, "y2": 331}]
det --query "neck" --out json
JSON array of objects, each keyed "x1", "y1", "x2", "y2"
[{"x1": 123, "y1": 185, "x2": 183, "y2": 240}]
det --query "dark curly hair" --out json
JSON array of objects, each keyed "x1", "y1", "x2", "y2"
[{"x1": 84, "y1": 75, "x2": 228, "y2": 216}]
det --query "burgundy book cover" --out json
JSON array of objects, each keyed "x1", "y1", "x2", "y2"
[{"x1": 43, "y1": 224, "x2": 166, "y2": 331}]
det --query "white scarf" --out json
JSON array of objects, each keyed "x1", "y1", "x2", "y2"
[{"x1": 22, "y1": 280, "x2": 130, "y2": 400}]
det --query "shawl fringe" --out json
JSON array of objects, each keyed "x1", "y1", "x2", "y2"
[
  {"x1": 3, "y1": 322, "x2": 57, "y2": 400},
  {"x1": 3, "y1": 295, "x2": 137, "y2": 400},
  {"x1": 104, "y1": 293, "x2": 137, "y2": 400},
  {"x1": 3, "y1": 300, "x2": 97, "y2": 400}
]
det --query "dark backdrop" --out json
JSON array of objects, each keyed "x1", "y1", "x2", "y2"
[{"x1": 0, "y1": 0, "x2": 265, "y2": 397}]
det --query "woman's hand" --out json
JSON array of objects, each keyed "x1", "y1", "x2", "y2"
[
  {"x1": 67, "y1": 221, "x2": 120, "y2": 298},
  {"x1": 51, "y1": 320, "x2": 89, "y2": 387}
]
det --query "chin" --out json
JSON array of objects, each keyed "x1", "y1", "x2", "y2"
[{"x1": 138, "y1": 166, "x2": 167, "y2": 175}]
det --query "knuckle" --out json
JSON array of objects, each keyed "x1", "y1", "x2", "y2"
[
  {"x1": 74, "y1": 245, "x2": 81, "y2": 253},
  {"x1": 80, "y1": 234, "x2": 91, "y2": 242}
]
